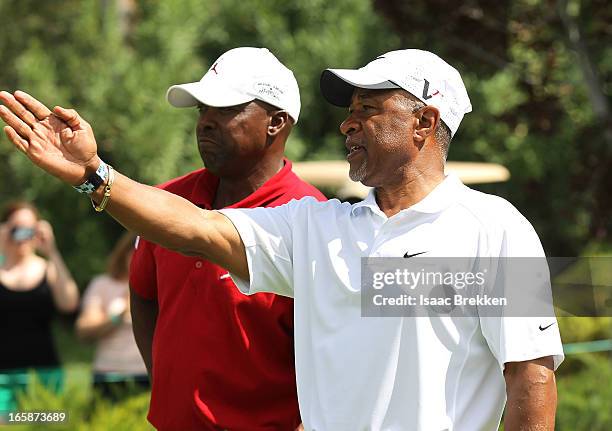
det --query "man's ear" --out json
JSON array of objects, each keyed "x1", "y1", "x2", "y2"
[
  {"x1": 268, "y1": 111, "x2": 290, "y2": 136},
  {"x1": 413, "y1": 106, "x2": 439, "y2": 143}
]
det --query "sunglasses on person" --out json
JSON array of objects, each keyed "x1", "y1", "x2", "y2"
[{"x1": 10, "y1": 226, "x2": 36, "y2": 242}]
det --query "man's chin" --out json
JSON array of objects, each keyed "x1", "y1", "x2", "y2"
[
  {"x1": 201, "y1": 154, "x2": 220, "y2": 172},
  {"x1": 348, "y1": 162, "x2": 368, "y2": 183}
]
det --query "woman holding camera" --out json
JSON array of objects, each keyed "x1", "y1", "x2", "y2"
[{"x1": 0, "y1": 201, "x2": 79, "y2": 411}]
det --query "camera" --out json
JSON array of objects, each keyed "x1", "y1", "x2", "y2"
[{"x1": 10, "y1": 226, "x2": 35, "y2": 242}]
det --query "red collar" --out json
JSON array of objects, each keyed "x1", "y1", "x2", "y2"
[{"x1": 188, "y1": 158, "x2": 298, "y2": 209}]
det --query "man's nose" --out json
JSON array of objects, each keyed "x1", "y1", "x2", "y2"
[
  {"x1": 197, "y1": 108, "x2": 216, "y2": 131},
  {"x1": 340, "y1": 115, "x2": 359, "y2": 136}
]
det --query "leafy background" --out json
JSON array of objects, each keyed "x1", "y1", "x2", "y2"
[{"x1": 0, "y1": 0, "x2": 610, "y2": 429}]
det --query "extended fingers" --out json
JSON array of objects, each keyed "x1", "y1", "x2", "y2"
[
  {"x1": 0, "y1": 91, "x2": 38, "y2": 126},
  {"x1": 3, "y1": 126, "x2": 29, "y2": 153},
  {"x1": 14, "y1": 90, "x2": 53, "y2": 120},
  {"x1": 0, "y1": 104, "x2": 34, "y2": 140}
]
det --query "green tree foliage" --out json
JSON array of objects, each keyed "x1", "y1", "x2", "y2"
[
  {"x1": 374, "y1": 0, "x2": 612, "y2": 255},
  {"x1": 0, "y1": 0, "x2": 400, "y2": 286},
  {"x1": 556, "y1": 353, "x2": 612, "y2": 430},
  {"x1": 1, "y1": 3, "x2": 609, "y2": 427},
  {"x1": 0, "y1": 0, "x2": 609, "y2": 275}
]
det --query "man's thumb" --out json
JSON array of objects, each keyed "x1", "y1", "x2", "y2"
[{"x1": 53, "y1": 106, "x2": 81, "y2": 130}]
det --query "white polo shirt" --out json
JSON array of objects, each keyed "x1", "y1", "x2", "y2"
[{"x1": 219, "y1": 174, "x2": 564, "y2": 431}]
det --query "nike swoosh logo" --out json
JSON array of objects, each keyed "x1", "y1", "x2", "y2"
[
  {"x1": 403, "y1": 251, "x2": 427, "y2": 258},
  {"x1": 539, "y1": 323, "x2": 555, "y2": 331},
  {"x1": 220, "y1": 273, "x2": 231, "y2": 280}
]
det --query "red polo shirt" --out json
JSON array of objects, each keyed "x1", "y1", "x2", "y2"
[{"x1": 130, "y1": 159, "x2": 325, "y2": 431}]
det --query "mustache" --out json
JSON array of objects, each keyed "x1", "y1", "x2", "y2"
[
  {"x1": 197, "y1": 134, "x2": 219, "y2": 143},
  {"x1": 345, "y1": 137, "x2": 365, "y2": 149},
  {"x1": 196, "y1": 129, "x2": 220, "y2": 142}
]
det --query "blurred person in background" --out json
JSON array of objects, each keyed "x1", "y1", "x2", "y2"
[
  {"x1": 0, "y1": 200, "x2": 79, "y2": 412},
  {"x1": 76, "y1": 231, "x2": 148, "y2": 400}
]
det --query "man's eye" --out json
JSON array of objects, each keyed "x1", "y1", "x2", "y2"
[
  {"x1": 220, "y1": 107, "x2": 236, "y2": 113},
  {"x1": 362, "y1": 105, "x2": 375, "y2": 111}
]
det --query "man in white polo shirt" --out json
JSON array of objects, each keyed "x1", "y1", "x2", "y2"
[
  {"x1": 1, "y1": 49, "x2": 563, "y2": 431},
  {"x1": 217, "y1": 50, "x2": 564, "y2": 430}
]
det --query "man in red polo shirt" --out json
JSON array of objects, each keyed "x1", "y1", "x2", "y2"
[{"x1": 129, "y1": 47, "x2": 325, "y2": 430}]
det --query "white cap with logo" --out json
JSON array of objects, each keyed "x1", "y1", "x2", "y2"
[
  {"x1": 167, "y1": 47, "x2": 301, "y2": 123},
  {"x1": 320, "y1": 49, "x2": 472, "y2": 136}
]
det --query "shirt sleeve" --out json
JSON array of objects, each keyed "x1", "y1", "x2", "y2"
[
  {"x1": 129, "y1": 236, "x2": 158, "y2": 300},
  {"x1": 218, "y1": 200, "x2": 298, "y2": 298},
  {"x1": 479, "y1": 205, "x2": 565, "y2": 371}
]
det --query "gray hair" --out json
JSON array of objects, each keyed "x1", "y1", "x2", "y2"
[{"x1": 400, "y1": 93, "x2": 452, "y2": 161}]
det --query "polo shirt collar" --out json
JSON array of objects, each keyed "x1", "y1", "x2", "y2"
[
  {"x1": 189, "y1": 169, "x2": 218, "y2": 207},
  {"x1": 351, "y1": 173, "x2": 465, "y2": 216},
  {"x1": 351, "y1": 187, "x2": 383, "y2": 217},
  {"x1": 229, "y1": 158, "x2": 297, "y2": 209},
  {"x1": 190, "y1": 158, "x2": 298, "y2": 209}
]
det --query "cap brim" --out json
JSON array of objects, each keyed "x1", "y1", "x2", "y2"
[
  {"x1": 166, "y1": 80, "x2": 254, "y2": 108},
  {"x1": 320, "y1": 68, "x2": 397, "y2": 107}
]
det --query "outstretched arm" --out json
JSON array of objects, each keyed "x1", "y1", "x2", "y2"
[
  {"x1": 0, "y1": 90, "x2": 248, "y2": 280},
  {"x1": 92, "y1": 169, "x2": 248, "y2": 278}
]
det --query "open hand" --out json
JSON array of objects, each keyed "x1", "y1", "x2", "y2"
[{"x1": 0, "y1": 90, "x2": 99, "y2": 185}]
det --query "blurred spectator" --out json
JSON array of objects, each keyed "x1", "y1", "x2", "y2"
[
  {"x1": 76, "y1": 232, "x2": 148, "y2": 400},
  {"x1": 0, "y1": 201, "x2": 79, "y2": 411}
]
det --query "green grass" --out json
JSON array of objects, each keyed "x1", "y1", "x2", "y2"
[
  {"x1": 0, "y1": 320, "x2": 152, "y2": 430},
  {"x1": 5, "y1": 376, "x2": 153, "y2": 431}
]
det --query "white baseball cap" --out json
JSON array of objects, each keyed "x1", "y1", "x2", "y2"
[
  {"x1": 167, "y1": 47, "x2": 301, "y2": 123},
  {"x1": 320, "y1": 49, "x2": 472, "y2": 136}
]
